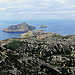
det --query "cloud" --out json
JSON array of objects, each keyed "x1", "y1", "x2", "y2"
[
  {"x1": 0, "y1": 0, "x2": 9, "y2": 4},
  {"x1": 18, "y1": 12, "x2": 24, "y2": 14},
  {"x1": 65, "y1": 5, "x2": 75, "y2": 9},
  {"x1": 39, "y1": 2, "x2": 52, "y2": 6},
  {"x1": 72, "y1": 14, "x2": 75, "y2": 15},
  {"x1": 28, "y1": 10, "x2": 75, "y2": 15},
  {"x1": 0, "y1": 7, "x2": 11, "y2": 11},
  {"x1": 0, "y1": 4, "x2": 33, "y2": 11},
  {"x1": 0, "y1": 0, "x2": 75, "y2": 20},
  {"x1": 54, "y1": 0, "x2": 66, "y2": 3},
  {"x1": 15, "y1": 0, "x2": 36, "y2": 4}
]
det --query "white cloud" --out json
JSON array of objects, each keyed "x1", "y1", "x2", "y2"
[
  {"x1": 28, "y1": 10, "x2": 75, "y2": 15},
  {"x1": 65, "y1": 5, "x2": 75, "y2": 8},
  {"x1": 0, "y1": 4, "x2": 33, "y2": 11},
  {"x1": 0, "y1": 7, "x2": 10, "y2": 11},
  {"x1": 15, "y1": 0, "x2": 23, "y2": 3},
  {"x1": 18, "y1": 12, "x2": 24, "y2": 14},
  {"x1": 0, "y1": 0, "x2": 75, "y2": 20},
  {"x1": 55, "y1": 0, "x2": 66, "y2": 3},
  {"x1": 39, "y1": 2, "x2": 52, "y2": 6},
  {"x1": 72, "y1": 14, "x2": 75, "y2": 16},
  {"x1": 15, "y1": 0, "x2": 35, "y2": 3},
  {"x1": 0, "y1": 0, "x2": 10, "y2": 4}
]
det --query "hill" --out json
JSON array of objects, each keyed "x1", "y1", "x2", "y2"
[
  {"x1": 3, "y1": 23, "x2": 35, "y2": 32},
  {"x1": 0, "y1": 32, "x2": 75, "y2": 75}
]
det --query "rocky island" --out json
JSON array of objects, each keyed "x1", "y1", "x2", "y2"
[
  {"x1": 3, "y1": 23, "x2": 35, "y2": 32},
  {"x1": 40, "y1": 25, "x2": 47, "y2": 28}
]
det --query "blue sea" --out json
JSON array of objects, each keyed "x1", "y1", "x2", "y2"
[{"x1": 0, "y1": 19, "x2": 75, "y2": 40}]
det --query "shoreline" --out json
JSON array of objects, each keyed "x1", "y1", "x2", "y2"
[{"x1": 0, "y1": 31, "x2": 75, "y2": 41}]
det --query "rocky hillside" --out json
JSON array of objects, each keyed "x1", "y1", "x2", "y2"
[
  {"x1": 0, "y1": 33, "x2": 75, "y2": 75},
  {"x1": 20, "y1": 30, "x2": 44, "y2": 38},
  {"x1": 20, "y1": 30, "x2": 61, "y2": 39},
  {"x1": 3, "y1": 23, "x2": 35, "y2": 32}
]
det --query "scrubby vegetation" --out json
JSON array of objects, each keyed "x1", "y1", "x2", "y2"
[
  {"x1": 4, "y1": 40, "x2": 24, "y2": 50},
  {"x1": 0, "y1": 33, "x2": 75, "y2": 75}
]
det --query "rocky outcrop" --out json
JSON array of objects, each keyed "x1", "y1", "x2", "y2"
[
  {"x1": 3, "y1": 23, "x2": 35, "y2": 32},
  {"x1": 0, "y1": 33, "x2": 75, "y2": 75},
  {"x1": 20, "y1": 30, "x2": 44, "y2": 38},
  {"x1": 0, "y1": 43, "x2": 61, "y2": 75},
  {"x1": 20, "y1": 30, "x2": 60, "y2": 39},
  {"x1": 40, "y1": 25, "x2": 47, "y2": 28}
]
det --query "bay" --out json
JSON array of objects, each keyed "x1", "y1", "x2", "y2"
[{"x1": 0, "y1": 19, "x2": 75, "y2": 40}]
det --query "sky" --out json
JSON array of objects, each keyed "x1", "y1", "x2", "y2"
[{"x1": 0, "y1": 0, "x2": 75, "y2": 20}]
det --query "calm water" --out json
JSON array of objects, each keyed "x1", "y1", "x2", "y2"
[{"x1": 0, "y1": 19, "x2": 75, "y2": 40}]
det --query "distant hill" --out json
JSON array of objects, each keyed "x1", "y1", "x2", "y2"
[{"x1": 3, "y1": 23, "x2": 35, "y2": 32}]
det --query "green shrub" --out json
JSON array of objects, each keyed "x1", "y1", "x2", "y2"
[{"x1": 4, "y1": 40, "x2": 24, "y2": 50}]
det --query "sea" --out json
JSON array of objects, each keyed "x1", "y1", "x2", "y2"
[{"x1": 0, "y1": 19, "x2": 75, "y2": 40}]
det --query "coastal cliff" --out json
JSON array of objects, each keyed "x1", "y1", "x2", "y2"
[{"x1": 3, "y1": 23, "x2": 35, "y2": 32}]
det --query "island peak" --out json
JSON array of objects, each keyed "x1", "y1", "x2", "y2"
[{"x1": 3, "y1": 23, "x2": 35, "y2": 32}]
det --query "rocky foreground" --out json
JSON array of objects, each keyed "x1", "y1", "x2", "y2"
[
  {"x1": 3, "y1": 23, "x2": 35, "y2": 32},
  {"x1": 0, "y1": 32, "x2": 75, "y2": 75}
]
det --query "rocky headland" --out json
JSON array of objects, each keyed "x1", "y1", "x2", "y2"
[{"x1": 3, "y1": 23, "x2": 35, "y2": 32}]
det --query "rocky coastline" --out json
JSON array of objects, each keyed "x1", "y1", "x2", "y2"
[{"x1": 0, "y1": 23, "x2": 75, "y2": 75}]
